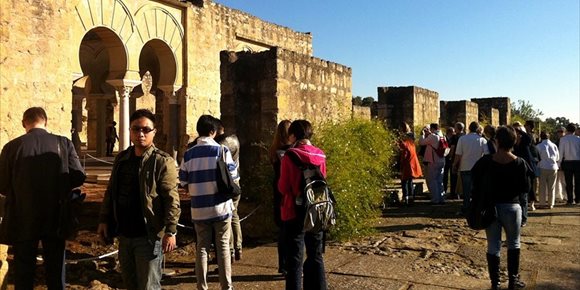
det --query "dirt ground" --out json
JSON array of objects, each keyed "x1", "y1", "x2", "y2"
[{"x1": 3, "y1": 183, "x2": 580, "y2": 289}]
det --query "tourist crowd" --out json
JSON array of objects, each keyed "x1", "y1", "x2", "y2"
[{"x1": 1, "y1": 105, "x2": 579, "y2": 290}]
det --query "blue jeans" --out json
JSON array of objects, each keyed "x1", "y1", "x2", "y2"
[
  {"x1": 461, "y1": 171, "x2": 472, "y2": 213},
  {"x1": 401, "y1": 178, "x2": 414, "y2": 200},
  {"x1": 426, "y1": 162, "x2": 446, "y2": 203},
  {"x1": 118, "y1": 236, "x2": 163, "y2": 290},
  {"x1": 283, "y1": 219, "x2": 327, "y2": 290},
  {"x1": 13, "y1": 237, "x2": 66, "y2": 290},
  {"x1": 485, "y1": 203, "x2": 522, "y2": 257}
]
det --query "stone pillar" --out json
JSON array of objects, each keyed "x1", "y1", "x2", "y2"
[
  {"x1": 107, "y1": 78, "x2": 141, "y2": 152},
  {"x1": 159, "y1": 85, "x2": 180, "y2": 158},
  {"x1": 118, "y1": 86, "x2": 131, "y2": 151}
]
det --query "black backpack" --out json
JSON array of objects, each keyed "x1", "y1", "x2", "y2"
[{"x1": 286, "y1": 151, "x2": 336, "y2": 233}]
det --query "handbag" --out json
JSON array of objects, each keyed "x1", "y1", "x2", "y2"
[
  {"x1": 466, "y1": 156, "x2": 497, "y2": 230},
  {"x1": 215, "y1": 145, "x2": 241, "y2": 199}
]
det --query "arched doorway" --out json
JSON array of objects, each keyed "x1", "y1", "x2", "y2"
[
  {"x1": 76, "y1": 27, "x2": 128, "y2": 156},
  {"x1": 137, "y1": 39, "x2": 178, "y2": 154}
]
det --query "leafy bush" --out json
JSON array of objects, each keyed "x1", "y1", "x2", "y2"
[{"x1": 313, "y1": 119, "x2": 397, "y2": 241}]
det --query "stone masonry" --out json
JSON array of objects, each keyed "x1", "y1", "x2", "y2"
[
  {"x1": 220, "y1": 48, "x2": 352, "y2": 176},
  {"x1": 439, "y1": 100, "x2": 479, "y2": 128},
  {"x1": 0, "y1": 0, "x2": 319, "y2": 156},
  {"x1": 471, "y1": 97, "x2": 511, "y2": 126},
  {"x1": 377, "y1": 86, "x2": 439, "y2": 129},
  {"x1": 352, "y1": 105, "x2": 371, "y2": 120}
]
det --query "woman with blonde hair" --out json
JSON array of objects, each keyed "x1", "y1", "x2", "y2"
[{"x1": 269, "y1": 119, "x2": 292, "y2": 275}]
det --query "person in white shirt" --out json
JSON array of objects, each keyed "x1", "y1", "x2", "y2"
[
  {"x1": 536, "y1": 131, "x2": 560, "y2": 209},
  {"x1": 558, "y1": 123, "x2": 580, "y2": 205},
  {"x1": 453, "y1": 121, "x2": 489, "y2": 214},
  {"x1": 554, "y1": 127, "x2": 567, "y2": 201},
  {"x1": 419, "y1": 123, "x2": 446, "y2": 204}
]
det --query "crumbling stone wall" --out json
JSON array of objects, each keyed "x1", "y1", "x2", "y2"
[
  {"x1": 490, "y1": 108, "x2": 499, "y2": 126},
  {"x1": 276, "y1": 48, "x2": 352, "y2": 125},
  {"x1": 220, "y1": 47, "x2": 352, "y2": 177},
  {"x1": 0, "y1": 0, "x2": 315, "y2": 151},
  {"x1": 377, "y1": 86, "x2": 439, "y2": 129},
  {"x1": 183, "y1": 0, "x2": 313, "y2": 143},
  {"x1": 471, "y1": 97, "x2": 511, "y2": 125},
  {"x1": 439, "y1": 100, "x2": 479, "y2": 128},
  {"x1": 352, "y1": 105, "x2": 371, "y2": 120},
  {"x1": 0, "y1": 0, "x2": 77, "y2": 145}
]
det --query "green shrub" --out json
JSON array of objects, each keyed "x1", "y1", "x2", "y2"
[{"x1": 313, "y1": 119, "x2": 397, "y2": 241}]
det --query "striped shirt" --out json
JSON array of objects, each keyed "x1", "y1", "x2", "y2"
[{"x1": 179, "y1": 137, "x2": 238, "y2": 222}]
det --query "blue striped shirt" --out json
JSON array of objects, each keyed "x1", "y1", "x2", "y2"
[{"x1": 179, "y1": 137, "x2": 238, "y2": 222}]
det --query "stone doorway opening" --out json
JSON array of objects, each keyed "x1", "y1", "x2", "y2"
[
  {"x1": 74, "y1": 27, "x2": 128, "y2": 157},
  {"x1": 137, "y1": 39, "x2": 178, "y2": 155}
]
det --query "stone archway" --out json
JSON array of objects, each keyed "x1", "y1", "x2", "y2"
[
  {"x1": 77, "y1": 27, "x2": 128, "y2": 156},
  {"x1": 137, "y1": 39, "x2": 178, "y2": 154}
]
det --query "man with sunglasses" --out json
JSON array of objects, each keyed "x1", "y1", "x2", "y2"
[{"x1": 97, "y1": 109, "x2": 181, "y2": 289}]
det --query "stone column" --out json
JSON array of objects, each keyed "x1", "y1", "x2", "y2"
[
  {"x1": 117, "y1": 86, "x2": 132, "y2": 151},
  {"x1": 107, "y1": 78, "x2": 141, "y2": 152},
  {"x1": 159, "y1": 85, "x2": 179, "y2": 158}
]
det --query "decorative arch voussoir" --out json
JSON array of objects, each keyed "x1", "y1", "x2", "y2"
[
  {"x1": 134, "y1": 4, "x2": 184, "y2": 54},
  {"x1": 75, "y1": 0, "x2": 136, "y2": 44}
]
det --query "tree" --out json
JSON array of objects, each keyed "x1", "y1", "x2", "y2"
[
  {"x1": 361, "y1": 97, "x2": 375, "y2": 107},
  {"x1": 352, "y1": 96, "x2": 374, "y2": 107},
  {"x1": 511, "y1": 100, "x2": 543, "y2": 123}
]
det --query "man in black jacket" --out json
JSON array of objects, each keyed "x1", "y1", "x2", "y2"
[{"x1": 0, "y1": 107, "x2": 86, "y2": 289}]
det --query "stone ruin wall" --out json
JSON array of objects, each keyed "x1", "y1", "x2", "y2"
[
  {"x1": 219, "y1": 50, "x2": 277, "y2": 149},
  {"x1": 490, "y1": 108, "x2": 500, "y2": 126},
  {"x1": 184, "y1": 0, "x2": 313, "y2": 143},
  {"x1": 471, "y1": 97, "x2": 511, "y2": 125},
  {"x1": 377, "y1": 86, "x2": 439, "y2": 129},
  {"x1": 377, "y1": 87, "x2": 414, "y2": 128},
  {"x1": 0, "y1": 0, "x2": 78, "y2": 146},
  {"x1": 0, "y1": 0, "x2": 314, "y2": 150},
  {"x1": 220, "y1": 47, "x2": 351, "y2": 179},
  {"x1": 412, "y1": 87, "x2": 440, "y2": 129},
  {"x1": 352, "y1": 105, "x2": 371, "y2": 120},
  {"x1": 375, "y1": 88, "x2": 510, "y2": 131},
  {"x1": 275, "y1": 48, "x2": 352, "y2": 126},
  {"x1": 439, "y1": 100, "x2": 479, "y2": 128}
]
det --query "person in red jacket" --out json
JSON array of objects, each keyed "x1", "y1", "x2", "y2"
[
  {"x1": 278, "y1": 119, "x2": 327, "y2": 290},
  {"x1": 399, "y1": 122, "x2": 423, "y2": 205}
]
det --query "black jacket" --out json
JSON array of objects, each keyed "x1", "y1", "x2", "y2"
[{"x1": 0, "y1": 128, "x2": 85, "y2": 243}]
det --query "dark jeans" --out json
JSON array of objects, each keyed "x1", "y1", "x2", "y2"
[
  {"x1": 13, "y1": 237, "x2": 66, "y2": 290},
  {"x1": 283, "y1": 219, "x2": 326, "y2": 290},
  {"x1": 461, "y1": 171, "x2": 472, "y2": 214},
  {"x1": 519, "y1": 185, "x2": 529, "y2": 225},
  {"x1": 401, "y1": 178, "x2": 414, "y2": 200},
  {"x1": 277, "y1": 225, "x2": 287, "y2": 272},
  {"x1": 562, "y1": 160, "x2": 580, "y2": 203}
]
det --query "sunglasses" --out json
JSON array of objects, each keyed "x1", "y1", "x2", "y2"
[{"x1": 130, "y1": 126, "x2": 155, "y2": 134}]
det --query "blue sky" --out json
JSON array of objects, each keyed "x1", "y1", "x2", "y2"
[{"x1": 215, "y1": 0, "x2": 580, "y2": 122}]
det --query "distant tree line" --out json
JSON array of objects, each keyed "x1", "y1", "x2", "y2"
[
  {"x1": 352, "y1": 96, "x2": 375, "y2": 107},
  {"x1": 511, "y1": 99, "x2": 575, "y2": 141}
]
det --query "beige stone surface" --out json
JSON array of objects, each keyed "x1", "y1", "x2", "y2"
[{"x1": 1, "y1": 0, "x2": 317, "y2": 153}]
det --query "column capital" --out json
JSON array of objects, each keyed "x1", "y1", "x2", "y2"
[{"x1": 106, "y1": 79, "x2": 142, "y2": 93}]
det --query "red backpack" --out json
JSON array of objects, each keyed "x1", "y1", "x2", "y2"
[{"x1": 431, "y1": 136, "x2": 450, "y2": 158}]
